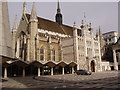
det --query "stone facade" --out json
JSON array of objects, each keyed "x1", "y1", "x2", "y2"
[
  {"x1": 14, "y1": 5, "x2": 63, "y2": 62},
  {"x1": 11, "y1": 2, "x2": 103, "y2": 73},
  {"x1": 62, "y1": 22, "x2": 102, "y2": 72},
  {"x1": 103, "y1": 31, "x2": 119, "y2": 45},
  {"x1": 102, "y1": 31, "x2": 120, "y2": 70},
  {"x1": 61, "y1": 37, "x2": 74, "y2": 63},
  {"x1": 101, "y1": 61, "x2": 111, "y2": 71},
  {"x1": 4, "y1": 1, "x2": 120, "y2": 79}
]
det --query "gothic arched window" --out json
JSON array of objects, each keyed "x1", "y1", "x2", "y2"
[
  {"x1": 51, "y1": 49, "x2": 55, "y2": 61},
  {"x1": 40, "y1": 47, "x2": 44, "y2": 61}
]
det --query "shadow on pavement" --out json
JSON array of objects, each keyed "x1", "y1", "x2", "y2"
[
  {"x1": 1, "y1": 79, "x2": 8, "y2": 82},
  {"x1": 2, "y1": 75, "x2": 120, "y2": 89}
]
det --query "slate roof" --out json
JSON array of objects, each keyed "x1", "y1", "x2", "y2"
[{"x1": 26, "y1": 14, "x2": 74, "y2": 36}]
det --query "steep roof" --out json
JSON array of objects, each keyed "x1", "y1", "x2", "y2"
[
  {"x1": 60, "y1": 25, "x2": 73, "y2": 36},
  {"x1": 26, "y1": 14, "x2": 73, "y2": 36}
]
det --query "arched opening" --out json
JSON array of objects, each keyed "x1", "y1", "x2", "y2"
[
  {"x1": 43, "y1": 65, "x2": 51, "y2": 75},
  {"x1": 19, "y1": 31, "x2": 27, "y2": 61},
  {"x1": 40, "y1": 47, "x2": 45, "y2": 61},
  {"x1": 25, "y1": 65, "x2": 38, "y2": 76},
  {"x1": 91, "y1": 60, "x2": 95, "y2": 72},
  {"x1": 7, "y1": 65, "x2": 23, "y2": 77},
  {"x1": 51, "y1": 49, "x2": 55, "y2": 61},
  {"x1": 64, "y1": 65, "x2": 71, "y2": 74},
  {"x1": 53, "y1": 66, "x2": 62, "y2": 75}
]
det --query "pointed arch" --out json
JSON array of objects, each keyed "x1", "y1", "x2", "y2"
[
  {"x1": 91, "y1": 60, "x2": 95, "y2": 72},
  {"x1": 40, "y1": 46, "x2": 45, "y2": 61},
  {"x1": 16, "y1": 31, "x2": 27, "y2": 60},
  {"x1": 20, "y1": 31, "x2": 27, "y2": 59},
  {"x1": 51, "y1": 48, "x2": 56, "y2": 61}
]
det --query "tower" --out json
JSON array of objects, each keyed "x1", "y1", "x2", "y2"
[
  {"x1": 23, "y1": 1, "x2": 27, "y2": 14},
  {"x1": 55, "y1": 0, "x2": 63, "y2": 25},
  {"x1": 98, "y1": 26, "x2": 105, "y2": 57},
  {"x1": 12, "y1": 15, "x2": 18, "y2": 58},
  {"x1": 29, "y1": 2, "x2": 38, "y2": 60},
  {"x1": 73, "y1": 22, "x2": 79, "y2": 69},
  {"x1": 80, "y1": 20, "x2": 85, "y2": 36},
  {"x1": 88, "y1": 23, "x2": 93, "y2": 32},
  {"x1": 83, "y1": 12, "x2": 86, "y2": 24},
  {"x1": 98, "y1": 26, "x2": 102, "y2": 36},
  {"x1": 0, "y1": 1, "x2": 13, "y2": 58}
]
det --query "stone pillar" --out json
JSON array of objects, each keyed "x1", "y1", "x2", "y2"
[
  {"x1": 4, "y1": 67, "x2": 7, "y2": 78},
  {"x1": 51, "y1": 67, "x2": 53, "y2": 75},
  {"x1": 73, "y1": 27, "x2": 78, "y2": 63},
  {"x1": 72, "y1": 67, "x2": 74, "y2": 74},
  {"x1": 12, "y1": 31, "x2": 17, "y2": 58},
  {"x1": 77, "y1": 64, "x2": 79, "y2": 70},
  {"x1": 62, "y1": 67, "x2": 64, "y2": 75},
  {"x1": 107, "y1": 39, "x2": 109, "y2": 44},
  {"x1": 27, "y1": 37, "x2": 30, "y2": 61},
  {"x1": 36, "y1": 35, "x2": 39, "y2": 61},
  {"x1": 118, "y1": 52, "x2": 120, "y2": 62},
  {"x1": 22, "y1": 68, "x2": 25, "y2": 77},
  {"x1": 113, "y1": 49, "x2": 118, "y2": 70},
  {"x1": 98, "y1": 37, "x2": 102, "y2": 71},
  {"x1": 30, "y1": 38, "x2": 36, "y2": 60},
  {"x1": 48, "y1": 36, "x2": 51, "y2": 61},
  {"x1": 60, "y1": 46, "x2": 63, "y2": 61},
  {"x1": 38, "y1": 67, "x2": 40, "y2": 76},
  {"x1": 49, "y1": 36, "x2": 51, "y2": 43},
  {"x1": 59, "y1": 38, "x2": 63, "y2": 61},
  {"x1": 16, "y1": 38, "x2": 20, "y2": 58},
  {"x1": 92, "y1": 33, "x2": 95, "y2": 57},
  {"x1": 22, "y1": 50, "x2": 24, "y2": 61},
  {"x1": 22, "y1": 36, "x2": 25, "y2": 61}
]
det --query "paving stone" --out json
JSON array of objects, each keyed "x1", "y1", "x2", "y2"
[{"x1": 2, "y1": 71, "x2": 119, "y2": 89}]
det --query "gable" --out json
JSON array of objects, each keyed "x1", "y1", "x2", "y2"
[{"x1": 16, "y1": 14, "x2": 28, "y2": 38}]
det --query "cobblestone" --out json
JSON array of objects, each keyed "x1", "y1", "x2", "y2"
[{"x1": 1, "y1": 71, "x2": 119, "y2": 89}]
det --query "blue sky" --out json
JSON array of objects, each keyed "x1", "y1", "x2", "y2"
[{"x1": 8, "y1": 2, "x2": 118, "y2": 33}]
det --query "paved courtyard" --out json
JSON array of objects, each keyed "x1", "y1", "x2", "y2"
[{"x1": 1, "y1": 71, "x2": 120, "y2": 89}]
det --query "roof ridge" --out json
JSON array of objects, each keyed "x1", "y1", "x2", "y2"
[
  {"x1": 26, "y1": 13, "x2": 74, "y2": 28},
  {"x1": 26, "y1": 13, "x2": 56, "y2": 23},
  {"x1": 25, "y1": 13, "x2": 73, "y2": 36}
]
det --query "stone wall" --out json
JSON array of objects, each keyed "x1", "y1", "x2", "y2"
[{"x1": 61, "y1": 38, "x2": 74, "y2": 63}]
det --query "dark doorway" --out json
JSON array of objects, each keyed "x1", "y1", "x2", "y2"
[
  {"x1": 111, "y1": 66, "x2": 114, "y2": 70},
  {"x1": 53, "y1": 66, "x2": 62, "y2": 75},
  {"x1": 43, "y1": 66, "x2": 51, "y2": 75},
  {"x1": 25, "y1": 65, "x2": 38, "y2": 76},
  {"x1": 64, "y1": 65, "x2": 70, "y2": 74},
  {"x1": 118, "y1": 65, "x2": 120, "y2": 70},
  {"x1": 91, "y1": 61, "x2": 95, "y2": 72},
  {"x1": 7, "y1": 65, "x2": 23, "y2": 77}
]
